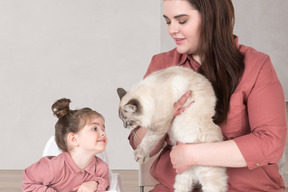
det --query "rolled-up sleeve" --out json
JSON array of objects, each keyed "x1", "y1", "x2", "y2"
[{"x1": 234, "y1": 56, "x2": 287, "y2": 170}]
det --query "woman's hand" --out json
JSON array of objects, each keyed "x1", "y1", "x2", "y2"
[
  {"x1": 171, "y1": 141, "x2": 247, "y2": 174},
  {"x1": 173, "y1": 90, "x2": 193, "y2": 117},
  {"x1": 170, "y1": 142, "x2": 193, "y2": 174},
  {"x1": 73, "y1": 181, "x2": 98, "y2": 192}
]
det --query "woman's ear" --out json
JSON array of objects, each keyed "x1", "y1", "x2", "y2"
[{"x1": 67, "y1": 132, "x2": 79, "y2": 147}]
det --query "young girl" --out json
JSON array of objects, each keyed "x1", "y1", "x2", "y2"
[{"x1": 22, "y1": 98, "x2": 109, "y2": 192}]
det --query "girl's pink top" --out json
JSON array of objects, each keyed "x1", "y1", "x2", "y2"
[
  {"x1": 129, "y1": 37, "x2": 287, "y2": 192},
  {"x1": 22, "y1": 152, "x2": 110, "y2": 192}
]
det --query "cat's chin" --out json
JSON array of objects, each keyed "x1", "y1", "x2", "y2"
[
  {"x1": 126, "y1": 125, "x2": 141, "y2": 131},
  {"x1": 122, "y1": 120, "x2": 141, "y2": 130}
]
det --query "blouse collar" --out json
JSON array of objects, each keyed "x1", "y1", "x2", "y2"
[
  {"x1": 178, "y1": 53, "x2": 201, "y2": 71},
  {"x1": 62, "y1": 152, "x2": 97, "y2": 175},
  {"x1": 177, "y1": 35, "x2": 240, "y2": 72}
]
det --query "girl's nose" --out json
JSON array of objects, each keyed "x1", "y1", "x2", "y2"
[{"x1": 99, "y1": 129, "x2": 106, "y2": 137}]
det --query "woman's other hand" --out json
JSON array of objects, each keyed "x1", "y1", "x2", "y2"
[{"x1": 173, "y1": 90, "x2": 193, "y2": 117}]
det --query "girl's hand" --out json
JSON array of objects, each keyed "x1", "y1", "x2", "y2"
[
  {"x1": 73, "y1": 181, "x2": 98, "y2": 192},
  {"x1": 170, "y1": 142, "x2": 193, "y2": 174},
  {"x1": 173, "y1": 90, "x2": 193, "y2": 117}
]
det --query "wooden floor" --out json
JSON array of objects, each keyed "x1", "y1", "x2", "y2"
[
  {"x1": 0, "y1": 170, "x2": 153, "y2": 192},
  {"x1": 1, "y1": 170, "x2": 287, "y2": 192}
]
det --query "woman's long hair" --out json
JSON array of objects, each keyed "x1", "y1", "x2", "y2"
[{"x1": 189, "y1": 0, "x2": 245, "y2": 124}]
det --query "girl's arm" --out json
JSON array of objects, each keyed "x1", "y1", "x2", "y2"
[
  {"x1": 72, "y1": 181, "x2": 98, "y2": 192},
  {"x1": 22, "y1": 157, "x2": 56, "y2": 192},
  {"x1": 94, "y1": 158, "x2": 110, "y2": 191}
]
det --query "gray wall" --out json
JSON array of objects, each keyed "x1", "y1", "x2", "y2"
[
  {"x1": 233, "y1": 0, "x2": 288, "y2": 99},
  {"x1": 0, "y1": 0, "x2": 160, "y2": 170},
  {"x1": 1, "y1": 0, "x2": 287, "y2": 171}
]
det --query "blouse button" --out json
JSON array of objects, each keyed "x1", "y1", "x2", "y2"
[{"x1": 256, "y1": 163, "x2": 259, "y2": 166}]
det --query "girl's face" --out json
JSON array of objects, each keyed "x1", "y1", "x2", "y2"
[
  {"x1": 163, "y1": 0, "x2": 202, "y2": 60},
  {"x1": 76, "y1": 116, "x2": 108, "y2": 155}
]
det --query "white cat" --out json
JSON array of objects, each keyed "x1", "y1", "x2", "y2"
[{"x1": 117, "y1": 66, "x2": 227, "y2": 192}]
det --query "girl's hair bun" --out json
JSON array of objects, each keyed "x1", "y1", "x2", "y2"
[{"x1": 51, "y1": 98, "x2": 71, "y2": 118}]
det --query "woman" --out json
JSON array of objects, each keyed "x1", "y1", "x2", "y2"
[{"x1": 128, "y1": 0, "x2": 287, "y2": 191}]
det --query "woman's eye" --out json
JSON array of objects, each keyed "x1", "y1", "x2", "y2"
[
  {"x1": 164, "y1": 18, "x2": 171, "y2": 25},
  {"x1": 179, "y1": 20, "x2": 187, "y2": 24},
  {"x1": 92, "y1": 127, "x2": 97, "y2": 131}
]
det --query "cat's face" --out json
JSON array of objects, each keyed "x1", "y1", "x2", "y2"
[{"x1": 117, "y1": 88, "x2": 143, "y2": 130}]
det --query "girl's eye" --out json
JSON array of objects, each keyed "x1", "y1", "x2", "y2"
[{"x1": 92, "y1": 127, "x2": 97, "y2": 131}]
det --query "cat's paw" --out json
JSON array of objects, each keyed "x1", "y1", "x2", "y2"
[{"x1": 134, "y1": 147, "x2": 150, "y2": 163}]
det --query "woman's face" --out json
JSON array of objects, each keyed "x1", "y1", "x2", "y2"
[{"x1": 163, "y1": 0, "x2": 202, "y2": 58}]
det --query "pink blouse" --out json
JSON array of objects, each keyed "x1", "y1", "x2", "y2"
[
  {"x1": 22, "y1": 152, "x2": 110, "y2": 192},
  {"x1": 129, "y1": 37, "x2": 287, "y2": 192}
]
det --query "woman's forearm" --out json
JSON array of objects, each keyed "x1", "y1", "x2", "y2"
[
  {"x1": 130, "y1": 126, "x2": 165, "y2": 157},
  {"x1": 129, "y1": 127, "x2": 147, "y2": 150},
  {"x1": 170, "y1": 140, "x2": 247, "y2": 173},
  {"x1": 191, "y1": 140, "x2": 247, "y2": 167}
]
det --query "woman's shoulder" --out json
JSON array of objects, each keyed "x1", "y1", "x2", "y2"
[
  {"x1": 145, "y1": 48, "x2": 183, "y2": 77},
  {"x1": 151, "y1": 48, "x2": 180, "y2": 63},
  {"x1": 236, "y1": 43, "x2": 279, "y2": 93},
  {"x1": 239, "y1": 43, "x2": 271, "y2": 69}
]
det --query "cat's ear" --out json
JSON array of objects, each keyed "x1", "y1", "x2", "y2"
[
  {"x1": 117, "y1": 88, "x2": 127, "y2": 100},
  {"x1": 123, "y1": 104, "x2": 137, "y2": 113},
  {"x1": 124, "y1": 99, "x2": 141, "y2": 113}
]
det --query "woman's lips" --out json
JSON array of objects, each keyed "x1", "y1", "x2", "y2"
[{"x1": 174, "y1": 38, "x2": 185, "y2": 45}]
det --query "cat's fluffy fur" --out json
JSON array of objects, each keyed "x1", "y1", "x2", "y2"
[{"x1": 117, "y1": 66, "x2": 227, "y2": 192}]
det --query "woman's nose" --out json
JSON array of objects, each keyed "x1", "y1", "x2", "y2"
[{"x1": 168, "y1": 21, "x2": 179, "y2": 35}]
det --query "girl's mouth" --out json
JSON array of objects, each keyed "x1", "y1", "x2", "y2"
[{"x1": 97, "y1": 138, "x2": 106, "y2": 143}]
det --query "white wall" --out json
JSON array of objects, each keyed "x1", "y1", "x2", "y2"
[
  {"x1": 161, "y1": 0, "x2": 288, "y2": 99},
  {"x1": 0, "y1": 0, "x2": 160, "y2": 170}
]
